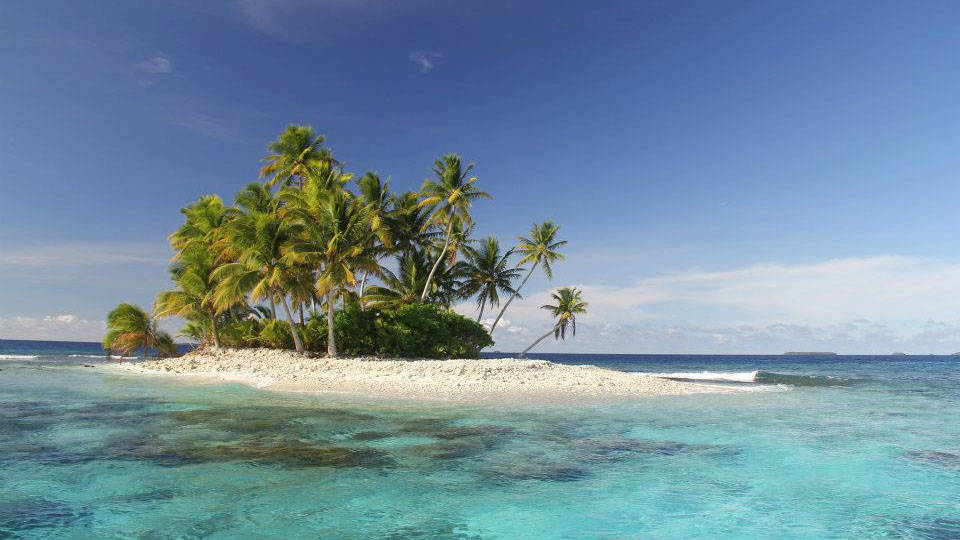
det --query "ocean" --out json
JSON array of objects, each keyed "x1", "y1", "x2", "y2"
[{"x1": 1, "y1": 339, "x2": 958, "y2": 538}]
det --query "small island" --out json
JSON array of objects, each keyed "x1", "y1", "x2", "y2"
[{"x1": 101, "y1": 125, "x2": 720, "y2": 400}]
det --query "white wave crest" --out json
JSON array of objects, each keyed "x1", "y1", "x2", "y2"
[
  {"x1": 728, "y1": 383, "x2": 792, "y2": 393},
  {"x1": 638, "y1": 370, "x2": 759, "y2": 382},
  {"x1": 68, "y1": 354, "x2": 109, "y2": 358},
  {"x1": 0, "y1": 354, "x2": 39, "y2": 360}
]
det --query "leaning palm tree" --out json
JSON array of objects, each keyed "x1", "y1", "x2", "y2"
[
  {"x1": 259, "y1": 125, "x2": 336, "y2": 189},
  {"x1": 211, "y1": 194, "x2": 306, "y2": 353},
  {"x1": 284, "y1": 183, "x2": 380, "y2": 357},
  {"x1": 103, "y1": 303, "x2": 176, "y2": 358},
  {"x1": 459, "y1": 237, "x2": 522, "y2": 321},
  {"x1": 154, "y1": 244, "x2": 228, "y2": 349},
  {"x1": 518, "y1": 287, "x2": 587, "y2": 358},
  {"x1": 489, "y1": 221, "x2": 566, "y2": 333},
  {"x1": 417, "y1": 154, "x2": 491, "y2": 300}
]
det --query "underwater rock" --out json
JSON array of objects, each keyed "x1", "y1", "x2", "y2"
[
  {"x1": 573, "y1": 436, "x2": 739, "y2": 462},
  {"x1": 895, "y1": 516, "x2": 960, "y2": 540},
  {"x1": 0, "y1": 497, "x2": 91, "y2": 533},
  {"x1": 478, "y1": 460, "x2": 591, "y2": 485},
  {"x1": 408, "y1": 439, "x2": 496, "y2": 460},
  {"x1": 907, "y1": 450, "x2": 960, "y2": 468},
  {"x1": 383, "y1": 519, "x2": 482, "y2": 539},
  {"x1": 351, "y1": 431, "x2": 393, "y2": 441}
]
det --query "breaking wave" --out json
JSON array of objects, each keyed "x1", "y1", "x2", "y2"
[{"x1": 639, "y1": 370, "x2": 849, "y2": 387}]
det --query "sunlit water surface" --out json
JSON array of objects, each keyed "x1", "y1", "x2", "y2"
[{"x1": 1, "y1": 340, "x2": 958, "y2": 538}]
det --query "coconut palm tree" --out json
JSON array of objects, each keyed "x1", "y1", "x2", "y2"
[
  {"x1": 168, "y1": 195, "x2": 232, "y2": 262},
  {"x1": 489, "y1": 221, "x2": 566, "y2": 333},
  {"x1": 518, "y1": 287, "x2": 587, "y2": 358},
  {"x1": 103, "y1": 303, "x2": 175, "y2": 358},
  {"x1": 259, "y1": 125, "x2": 336, "y2": 189},
  {"x1": 356, "y1": 172, "x2": 394, "y2": 304},
  {"x1": 154, "y1": 244, "x2": 228, "y2": 349},
  {"x1": 417, "y1": 154, "x2": 491, "y2": 300},
  {"x1": 443, "y1": 215, "x2": 475, "y2": 265},
  {"x1": 211, "y1": 191, "x2": 306, "y2": 353},
  {"x1": 284, "y1": 182, "x2": 380, "y2": 357},
  {"x1": 390, "y1": 191, "x2": 440, "y2": 258},
  {"x1": 365, "y1": 248, "x2": 464, "y2": 309},
  {"x1": 459, "y1": 237, "x2": 522, "y2": 321}
]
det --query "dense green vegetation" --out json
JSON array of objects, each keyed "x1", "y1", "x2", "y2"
[{"x1": 104, "y1": 125, "x2": 583, "y2": 358}]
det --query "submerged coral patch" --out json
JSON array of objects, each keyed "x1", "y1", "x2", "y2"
[
  {"x1": 906, "y1": 450, "x2": 960, "y2": 468},
  {"x1": 477, "y1": 459, "x2": 591, "y2": 484},
  {"x1": 0, "y1": 497, "x2": 91, "y2": 534}
]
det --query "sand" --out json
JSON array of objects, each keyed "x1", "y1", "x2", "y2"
[{"x1": 107, "y1": 348, "x2": 731, "y2": 403}]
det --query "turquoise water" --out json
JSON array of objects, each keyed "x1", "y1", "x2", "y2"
[{"x1": 1, "y1": 341, "x2": 959, "y2": 538}]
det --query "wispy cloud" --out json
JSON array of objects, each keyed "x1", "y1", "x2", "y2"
[
  {"x1": 0, "y1": 242, "x2": 168, "y2": 267},
  {"x1": 408, "y1": 51, "x2": 442, "y2": 73},
  {"x1": 173, "y1": 115, "x2": 242, "y2": 142},
  {"x1": 457, "y1": 256, "x2": 960, "y2": 354},
  {"x1": 135, "y1": 55, "x2": 172, "y2": 74},
  {"x1": 0, "y1": 314, "x2": 105, "y2": 341}
]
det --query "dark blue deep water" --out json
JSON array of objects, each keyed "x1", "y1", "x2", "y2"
[{"x1": 1, "y1": 339, "x2": 958, "y2": 538}]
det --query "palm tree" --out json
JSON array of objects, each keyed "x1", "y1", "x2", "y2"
[
  {"x1": 459, "y1": 237, "x2": 522, "y2": 321},
  {"x1": 103, "y1": 303, "x2": 175, "y2": 358},
  {"x1": 211, "y1": 188, "x2": 306, "y2": 353},
  {"x1": 168, "y1": 195, "x2": 232, "y2": 262},
  {"x1": 284, "y1": 182, "x2": 380, "y2": 357},
  {"x1": 365, "y1": 248, "x2": 464, "y2": 309},
  {"x1": 356, "y1": 172, "x2": 394, "y2": 304},
  {"x1": 443, "y1": 215, "x2": 475, "y2": 266},
  {"x1": 154, "y1": 244, "x2": 228, "y2": 349},
  {"x1": 417, "y1": 154, "x2": 491, "y2": 300},
  {"x1": 489, "y1": 221, "x2": 566, "y2": 333},
  {"x1": 519, "y1": 287, "x2": 587, "y2": 358},
  {"x1": 259, "y1": 125, "x2": 335, "y2": 189},
  {"x1": 390, "y1": 191, "x2": 440, "y2": 258}
]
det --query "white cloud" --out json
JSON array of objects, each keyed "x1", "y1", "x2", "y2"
[
  {"x1": 0, "y1": 242, "x2": 168, "y2": 267},
  {"x1": 408, "y1": 51, "x2": 442, "y2": 73},
  {"x1": 135, "y1": 55, "x2": 172, "y2": 74},
  {"x1": 173, "y1": 115, "x2": 242, "y2": 142},
  {"x1": 0, "y1": 314, "x2": 105, "y2": 341},
  {"x1": 463, "y1": 256, "x2": 960, "y2": 354}
]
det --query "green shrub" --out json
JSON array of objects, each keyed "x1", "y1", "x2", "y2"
[
  {"x1": 219, "y1": 303, "x2": 491, "y2": 358},
  {"x1": 300, "y1": 303, "x2": 492, "y2": 358},
  {"x1": 219, "y1": 319, "x2": 263, "y2": 348},
  {"x1": 258, "y1": 319, "x2": 294, "y2": 349}
]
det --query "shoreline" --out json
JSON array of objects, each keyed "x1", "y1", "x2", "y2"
[{"x1": 103, "y1": 348, "x2": 746, "y2": 403}]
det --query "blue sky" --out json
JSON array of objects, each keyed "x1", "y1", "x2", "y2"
[{"x1": 2, "y1": 0, "x2": 960, "y2": 353}]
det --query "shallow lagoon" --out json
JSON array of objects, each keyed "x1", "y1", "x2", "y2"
[{"x1": 1, "y1": 347, "x2": 958, "y2": 538}]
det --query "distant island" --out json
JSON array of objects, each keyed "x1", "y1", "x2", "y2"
[{"x1": 784, "y1": 352, "x2": 838, "y2": 356}]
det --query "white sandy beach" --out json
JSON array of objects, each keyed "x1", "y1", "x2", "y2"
[{"x1": 106, "y1": 348, "x2": 733, "y2": 402}]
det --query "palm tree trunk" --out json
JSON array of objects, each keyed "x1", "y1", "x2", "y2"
[
  {"x1": 299, "y1": 304, "x2": 305, "y2": 327},
  {"x1": 326, "y1": 289, "x2": 337, "y2": 357},
  {"x1": 519, "y1": 324, "x2": 558, "y2": 358},
  {"x1": 358, "y1": 272, "x2": 368, "y2": 311},
  {"x1": 279, "y1": 294, "x2": 304, "y2": 353},
  {"x1": 270, "y1": 296, "x2": 277, "y2": 320},
  {"x1": 477, "y1": 298, "x2": 486, "y2": 322},
  {"x1": 209, "y1": 311, "x2": 222, "y2": 349},
  {"x1": 421, "y1": 210, "x2": 455, "y2": 301},
  {"x1": 490, "y1": 260, "x2": 539, "y2": 333}
]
